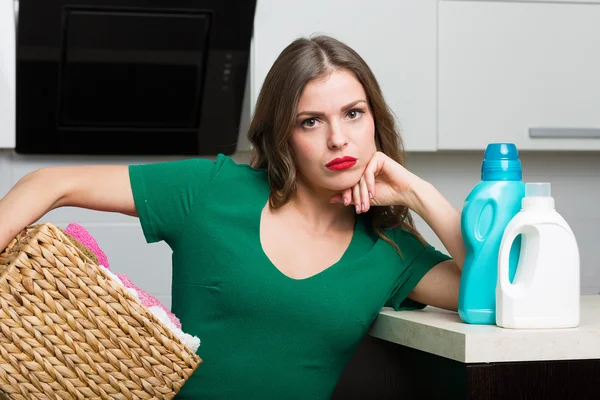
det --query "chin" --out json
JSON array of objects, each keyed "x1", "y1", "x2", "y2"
[{"x1": 324, "y1": 171, "x2": 363, "y2": 191}]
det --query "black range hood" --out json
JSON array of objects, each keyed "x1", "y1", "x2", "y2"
[{"x1": 16, "y1": 0, "x2": 256, "y2": 155}]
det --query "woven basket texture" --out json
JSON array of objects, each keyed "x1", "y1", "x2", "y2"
[{"x1": 0, "y1": 223, "x2": 201, "y2": 399}]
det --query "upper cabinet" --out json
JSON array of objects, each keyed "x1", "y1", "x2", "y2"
[
  {"x1": 251, "y1": 0, "x2": 438, "y2": 151},
  {"x1": 438, "y1": 0, "x2": 600, "y2": 151}
]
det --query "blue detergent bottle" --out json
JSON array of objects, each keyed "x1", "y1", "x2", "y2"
[{"x1": 458, "y1": 143, "x2": 525, "y2": 325}]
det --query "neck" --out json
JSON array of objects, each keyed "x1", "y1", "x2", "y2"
[{"x1": 277, "y1": 179, "x2": 355, "y2": 235}]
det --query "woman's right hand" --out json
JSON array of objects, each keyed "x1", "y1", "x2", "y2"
[
  {"x1": 329, "y1": 151, "x2": 422, "y2": 213},
  {"x1": 0, "y1": 166, "x2": 136, "y2": 251}
]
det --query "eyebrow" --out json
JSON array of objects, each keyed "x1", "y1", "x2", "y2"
[{"x1": 296, "y1": 99, "x2": 368, "y2": 118}]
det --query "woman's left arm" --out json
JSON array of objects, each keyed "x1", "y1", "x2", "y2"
[
  {"x1": 333, "y1": 151, "x2": 465, "y2": 311},
  {"x1": 403, "y1": 179, "x2": 464, "y2": 311}
]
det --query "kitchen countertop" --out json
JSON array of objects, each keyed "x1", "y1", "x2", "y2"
[{"x1": 369, "y1": 295, "x2": 600, "y2": 363}]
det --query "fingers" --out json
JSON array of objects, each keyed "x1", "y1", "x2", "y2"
[
  {"x1": 343, "y1": 188, "x2": 352, "y2": 206},
  {"x1": 352, "y1": 184, "x2": 361, "y2": 213},
  {"x1": 347, "y1": 178, "x2": 370, "y2": 214},
  {"x1": 330, "y1": 189, "x2": 353, "y2": 205},
  {"x1": 331, "y1": 151, "x2": 386, "y2": 212},
  {"x1": 359, "y1": 177, "x2": 370, "y2": 213},
  {"x1": 329, "y1": 193, "x2": 344, "y2": 204},
  {"x1": 363, "y1": 152, "x2": 384, "y2": 199},
  {"x1": 364, "y1": 164, "x2": 376, "y2": 200},
  {"x1": 332, "y1": 185, "x2": 368, "y2": 214}
]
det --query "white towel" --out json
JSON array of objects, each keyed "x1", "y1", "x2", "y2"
[{"x1": 98, "y1": 266, "x2": 201, "y2": 353}]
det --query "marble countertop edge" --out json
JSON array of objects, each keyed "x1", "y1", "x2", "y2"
[
  {"x1": 370, "y1": 296, "x2": 600, "y2": 364},
  {"x1": 369, "y1": 312, "x2": 468, "y2": 363}
]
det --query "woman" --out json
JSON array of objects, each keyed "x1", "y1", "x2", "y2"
[{"x1": 0, "y1": 35, "x2": 463, "y2": 398}]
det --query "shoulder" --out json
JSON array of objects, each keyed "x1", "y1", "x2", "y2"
[
  {"x1": 129, "y1": 153, "x2": 265, "y2": 184},
  {"x1": 389, "y1": 226, "x2": 426, "y2": 249},
  {"x1": 212, "y1": 154, "x2": 265, "y2": 178},
  {"x1": 390, "y1": 226, "x2": 452, "y2": 267},
  {"x1": 201, "y1": 155, "x2": 268, "y2": 193},
  {"x1": 384, "y1": 225, "x2": 445, "y2": 265}
]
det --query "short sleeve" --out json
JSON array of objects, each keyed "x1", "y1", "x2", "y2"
[
  {"x1": 385, "y1": 227, "x2": 452, "y2": 311},
  {"x1": 128, "y1": 154, "x2": 228, "y2": 245}
]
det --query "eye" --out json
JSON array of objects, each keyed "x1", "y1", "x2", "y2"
[
  {"x1": 301, "y1": 118, "x2": 319, "y2": 128},
  {"x1": 346, "y1": 109, "x2": 364, "y2": 120}
]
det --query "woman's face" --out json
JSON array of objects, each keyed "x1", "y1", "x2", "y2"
[{"x1": 290, "y1": 69, "x2": 377, "y2": 194}]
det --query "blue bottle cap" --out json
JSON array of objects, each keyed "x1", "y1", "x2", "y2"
[{"x1": 481, "y1": 143, "x2": 522, "y2": 181}]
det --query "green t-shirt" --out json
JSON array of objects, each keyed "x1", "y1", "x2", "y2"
[{"x1": 128, "y1": 154, "x2": 451, "y2": 399}]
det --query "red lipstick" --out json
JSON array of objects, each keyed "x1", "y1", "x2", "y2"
[{"x1": 326, "y1": 156, "x2": 357, "y2": 171}]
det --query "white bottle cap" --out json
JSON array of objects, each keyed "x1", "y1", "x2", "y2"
[
  {"x1": 523, "y1": 182, "x2": 554, "y2": 210},
  {"x1": 526, "y1": 182, "x2": 551, "y2": 197}
]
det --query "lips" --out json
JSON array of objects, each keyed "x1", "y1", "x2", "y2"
[{"x1": 326, "y1": 156, "x2": 357, "y2": 171}]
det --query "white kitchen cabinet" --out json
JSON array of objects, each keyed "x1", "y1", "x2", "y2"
[
  {"x1": 438, "y1": 0, "x2": 600, "y2": 151},
  {"x1": 0, "y1": 0, "x2": 16, "y2": 148},
  {"x1": 251, "y1": 0, "x2": 438, "y2": 152}
]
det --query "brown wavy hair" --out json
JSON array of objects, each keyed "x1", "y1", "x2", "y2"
[{"x1": 248, "y1": 35, "x2": 424, "y2": 252}]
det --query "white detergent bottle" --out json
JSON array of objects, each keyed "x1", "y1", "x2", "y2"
[{"x1": 496, "y1": 182, "x2": 580, "y2": 329}]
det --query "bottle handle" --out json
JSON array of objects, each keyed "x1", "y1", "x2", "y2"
[
  {"x1": 498, "y1": 224, "x2": 525, "y2": 299},
  {"x1": 462, "y1": 198, "x2": 496, "y2": 253}
]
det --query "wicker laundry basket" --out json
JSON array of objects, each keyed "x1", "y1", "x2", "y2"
[{"x1": 0, "y1": 223, "x2": 201, "y2": 399}]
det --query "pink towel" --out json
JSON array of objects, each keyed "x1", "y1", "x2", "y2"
[
  {"x1": 116, "y1": 272, "x2": 181, "y2": 328},
  {"x1": 65, "y1": 223, "x2": 110, "y2": 269},
  {"x1": 64, "y1": 223, "x2": 182, "y2": 328}
]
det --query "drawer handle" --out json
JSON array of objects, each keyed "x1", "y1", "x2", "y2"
[{"x1": 529, "y1": 128, "x2": 600, "y2": 139}]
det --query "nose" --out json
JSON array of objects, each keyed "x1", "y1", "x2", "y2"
[{"x1": 327, "y1": 121, "x2": 349, "y2": 150}]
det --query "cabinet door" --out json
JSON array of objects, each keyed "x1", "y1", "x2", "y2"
[
  {"x1": 438, "y1": 0, "x2": 600, "y2": 151},
  {"x1": 251, "y1": 0, "x2": 438, "y2": 152},
  {"x1": 0, "y1": 0, "x2": 16, "y2": 148}
]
